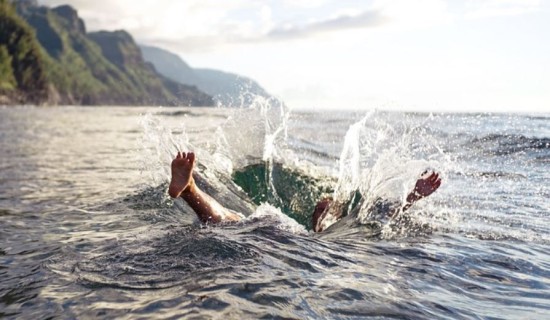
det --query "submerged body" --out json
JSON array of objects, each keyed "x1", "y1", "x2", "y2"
[{"x1": 168, "y1": 152, "x2": 442, "y2": 231}]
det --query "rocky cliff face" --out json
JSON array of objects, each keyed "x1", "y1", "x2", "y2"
[
  {"x1": 0, "y1": 0, "x2": 214, "y2": 106},
  {"x1": 51, "y1": 5, "x2": 86, "y2": 34},
  {"x1": 0, "y1": 0, "x2": 48, "y2": 104}
]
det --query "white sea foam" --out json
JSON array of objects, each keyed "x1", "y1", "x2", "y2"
[{"x1": 247, "y1": 203, "x2": 307, "y2": 235}]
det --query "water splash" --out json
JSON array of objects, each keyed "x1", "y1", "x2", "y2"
[
  {"x1": 139, "y1": 105, "x2": 455, "y2": 236},
  {"x1": 212, "y1": 94, "x2": 290, "y2": 205},
  {"x1": 138, "y1": 112, "x2": 191, "y2": 187},
  {"x1": 329, "y1": 111, "x2": 454, "y2": 237},
  {"x1": 212, "y1": 95, "x2": 289, "y2": 167},
  {"x1": 138, "y1": 92, "x2": 293, "y2": 223}
]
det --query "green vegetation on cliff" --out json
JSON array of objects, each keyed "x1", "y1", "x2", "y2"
[
  {"x1": 0, "y1": 46, "x2": 16, "y2": 90},
  {"x1": 0, "y1": 0, "x2": 48, "y2": 102},
  {"x1": 0, "y1": 0, "x2": 213, "y2": 106}
]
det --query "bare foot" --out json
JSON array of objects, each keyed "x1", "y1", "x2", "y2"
[
  {"x1": 391, "y1": 170, "x2": 443, "y2": 215},
  {"x1": 407, "y1": 170, "x2": 442, "y2": 204},
  {"x1": 168, "y1": 152, "x2": 196, "y2": 198}
]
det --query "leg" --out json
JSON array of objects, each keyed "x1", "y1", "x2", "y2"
[{"x1": 169, "y1": 152, "x2": 242, "y2": 224}]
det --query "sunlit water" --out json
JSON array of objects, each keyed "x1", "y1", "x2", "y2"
[{"x1": 0, "y1": 106, "x2": 549, "y2": 319}]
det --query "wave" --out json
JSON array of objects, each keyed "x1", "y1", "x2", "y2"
[
  {"x1": 468, "y1": 134, "x2": 550, "y2": 156},
  {"x1": 50, "y1": 227, "x2": 261, "y2": 290},
  {"x1": 453, "y1": 171, "x2": 527, "y2": 180}
]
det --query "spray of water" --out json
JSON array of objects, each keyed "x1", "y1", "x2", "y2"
[
  {"x1": 138, "y1": 101, "x2": 457, "y2": 236},
  {"x1": 138, "y1": 91, "x2": 304, "y2": 230},
  {"x1": 212, "y1": 94, "x2": 290, "y2": 205},
  {"x1": 138, "y1": 105, "x2": 549, "y2": 242},
  {"x1": 139, "y1": 112, "x2": 191, "y2": 187},
  {"x1": 329, "y1": 111, "x2": 455, "y2": 237}
]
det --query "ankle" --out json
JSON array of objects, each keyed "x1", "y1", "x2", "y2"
[
  {"x1": 181, "y1": 179, "x2": 197, "y2": 198},
  {"x1": 406, "y1": 192, "x2": 422, "y2": 204}
]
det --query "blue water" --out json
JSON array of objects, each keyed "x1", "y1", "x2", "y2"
[{"x1": 0, "y1": 106, "x2": 548, "y2": 319}]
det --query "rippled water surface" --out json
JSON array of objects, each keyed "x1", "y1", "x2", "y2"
[{"x1": 0, "y1": 106, "x2": 549, "y2": 319}]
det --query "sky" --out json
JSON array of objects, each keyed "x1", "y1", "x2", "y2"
[{"x1": 38, "y1": 0, "x2": 550, "y2": 112}]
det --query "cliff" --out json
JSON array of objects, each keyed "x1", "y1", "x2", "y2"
[
  {"x1": 0, "y1": 0, "x2": 48, "y2": 104},
  {"x1": 0, "y1": 0, "x2": 213, "y2": 106}
]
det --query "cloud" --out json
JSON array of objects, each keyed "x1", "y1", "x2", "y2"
[
  {"x1": 38, "y1": 0, "x2": 263, "y2": 37},
  {"x1": 372, "y1": 0, "x2": 452, "y2": 29},
  {"x1": 266, "y1": 10, "x2": 387, "y2": 41},
  {"x1": 465, "y1": 0, "x2": 541, "y2": 19},
  {"x1": 142, "y1": 10, "x2": 387, "y2": 52},
  {"x1": 281, "y1": 0, "x2": 328, "y2": 8},
  {"x1": 37, "y1": 0, "x2": 388, "y2": 52},
  {"x1": 37, "y1": 0, "x2": 543, "y2": 54}
]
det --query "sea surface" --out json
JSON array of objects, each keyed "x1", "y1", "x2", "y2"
[{"x1": 0, "y1": 105, "x2": 549, "y2": 319}]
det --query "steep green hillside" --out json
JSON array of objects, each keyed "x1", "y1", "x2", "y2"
[
  {"x1": 0, "y1": 0, "x2": 48, "y2": 103},
  {"x1": 1, "y1": 0, "x2": 213, "y2": 106},
  {"x1": 89, "y1": 31, "x2": 212, "y2": 106}
]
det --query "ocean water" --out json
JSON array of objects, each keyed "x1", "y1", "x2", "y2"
[{"x1": 0, "y1": 105, "x2": 548, "y2": 319}]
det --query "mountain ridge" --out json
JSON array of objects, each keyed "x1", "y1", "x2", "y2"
[{"x1": 140, "y1": 44, "x2": 275, "y2": 107}]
